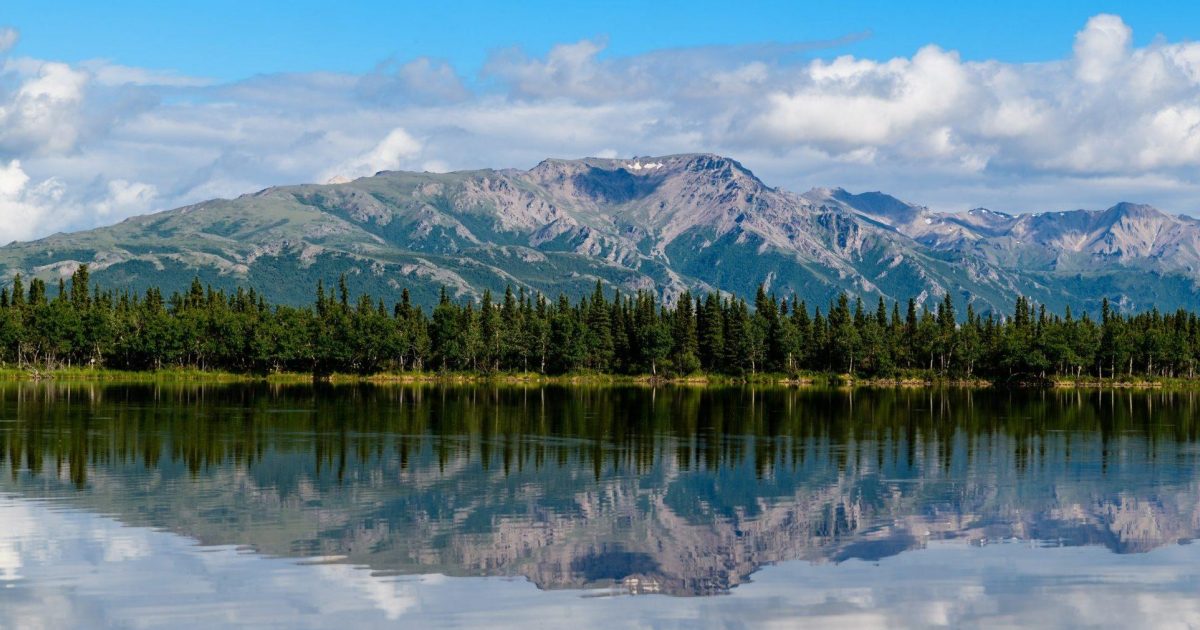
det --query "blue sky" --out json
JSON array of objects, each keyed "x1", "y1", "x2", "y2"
[
  {"x1": 6, "y1": 0, "x2": 1198, "y2": 80},
  {"x1": 4, "y1": 3, "x2": 1200, "y2": 242}
]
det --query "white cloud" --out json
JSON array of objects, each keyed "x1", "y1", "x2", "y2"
[
  {"x1": 356, "y1": 57, "x2": 469, "y2": 105},
  {"x1": 83, "y1": 61, "x2": 214, "y2": 88},
  {"x1": 0, "y1": 60, "x2": 90, "y2": 155},
  {"x1": 17, "y1": 61, "x2": 88, "y2": 100},
  {"x1": 420, "y1": 159, "x2": 451, "y2": 173},
  {"x1": 756, "y1": 46, "x2": 970, "y2": 148},
  {"x1": 95, "y1": 179, "x2": 158, "y2": 217},
  {"x1": 0, "y1": 160, "x2": 28, "y2": 198},
  {"x1": 0, "y1": 160, "x2": 63, "y2": 244},
  {"x1": 1074, "y1": 14, "x2": 1132, "y2": 83},
  {"x1": 321, "y1": 127, "x2": 423, "y2": 182},
  {"x1": 0, "y1": 27, "x2": 17, "y2": 54},
  {"x1": 358, "y1": 127, "x2": 423, "y2": 173},
  {"x1": 5, "y1": 13, "x2": 1200, "y2": 243},
  {"x1": 485, "y1": 38, "x2": 624, "y2": 101}
]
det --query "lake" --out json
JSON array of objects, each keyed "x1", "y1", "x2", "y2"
[{"x1": 2, "y1": 383, "x2": 1200, "y2": 628}]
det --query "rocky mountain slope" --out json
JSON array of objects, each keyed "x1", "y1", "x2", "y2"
[{"x1": 2, "y1": 153, "x2": 1199, "y2": 313}]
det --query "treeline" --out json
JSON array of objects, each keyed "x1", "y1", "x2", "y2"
[{"x1": 2, "y1": 265, "x2": 1200, "y2": 380}]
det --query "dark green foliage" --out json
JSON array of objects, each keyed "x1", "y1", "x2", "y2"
[{"x1": 7, "y1": 268, "x2": 1200, "y2": 380}]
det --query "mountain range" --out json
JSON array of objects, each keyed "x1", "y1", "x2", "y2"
[{"x1": 4, "y1": 153, "x2": 1200, "y2": 313}]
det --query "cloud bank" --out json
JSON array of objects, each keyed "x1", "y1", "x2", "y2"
[{"x1": 2, "y1": 14, "x2": 1200, "y2": 243}]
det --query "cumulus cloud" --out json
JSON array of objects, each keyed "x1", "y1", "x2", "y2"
[
  {"x1": 5, "y1": 13, "x2": 1200, "y2": 243},
  {"x1": 320, "y1": 127, "x2": 423, "y2": 182},
  {"x1": 1074, "y1": 14, "x2": 1132, "y2": 83},
  {"x1": 95, "y1": 179, "x2": 158, "y2": 218},
  {"x1": 0, "y1": 60, "x2": 90, "y2": 155},
  {"x1": 0, "y1": 160, "x2": 63, "y2": 244},
  {"x1": 755, "y1": 46, "x2": 971, "y2": 149}
]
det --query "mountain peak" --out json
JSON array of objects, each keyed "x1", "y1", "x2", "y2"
[
  {"x1": 532, "y1": 153, "x2": 756, "y2": 177},
  {"x1": 835, "y1": 190, "x2": 919, "y2": 214},
  {"x1": 527, "y1": 153, "x2": 767, "y2": 202},
  {"x1": 803, "y1": 187, "x2": 923, "y2": 225},
  {"x1": 966, "y1": 207, "x2": 1011, "y2": 218},
  {"x1": 1104, "y1": 202, "x2": 1165, "y2": 220},
  {"x1": 5, "y1": 153, "x2": 1200, "y2": 316}
]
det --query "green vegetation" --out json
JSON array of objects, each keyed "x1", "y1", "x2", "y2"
[{"x1": 3, "y1": 265, "x2": 1200, "y2": 385}]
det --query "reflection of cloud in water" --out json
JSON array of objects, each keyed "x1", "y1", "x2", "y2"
[
  {"x1": 8, "y1": 388, "x2": 1200, "y2": 597},
  {"x1": 5, "y1": 384, "x2": 1200, "y2": 620},
  {"x1": 305, "y1": 563, "x2": 422, "y2": 620},
  {"x1": 0, "y1": 496, "x2": 433, "y2": 626},
  {"x1": 4, "y1": 494, "x2": 1200, "y2": 628}
]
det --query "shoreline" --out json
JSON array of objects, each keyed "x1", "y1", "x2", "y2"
[{"x1": 0, "y1": 367, "x2": 1194, "y2": 389}]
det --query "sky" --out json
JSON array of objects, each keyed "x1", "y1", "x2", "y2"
[{"x1": 4, "y1": 1, "x2": 1200, "y2": 242}]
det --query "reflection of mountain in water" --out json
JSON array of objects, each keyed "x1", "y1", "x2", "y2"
[{"x1": 2, "y1": 384, "x2": 1200, "y2": 596}]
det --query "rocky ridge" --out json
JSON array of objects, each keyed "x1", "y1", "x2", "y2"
[{"x1": 2, "y1": 153, "x2": 1199, "y2": 313}]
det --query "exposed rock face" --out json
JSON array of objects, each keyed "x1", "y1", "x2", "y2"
[
  {"x1": 811, "y1": 189, "x2": 1200, "y2": 278},
  {"x1": 3, "y1": 154, "x2": 1200, "y2": 312}
]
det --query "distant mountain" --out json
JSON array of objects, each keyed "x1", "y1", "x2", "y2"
[{"x1": 2, "y1": 153, "x2": 1199, "y2": 313}]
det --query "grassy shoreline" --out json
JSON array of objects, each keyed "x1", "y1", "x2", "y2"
[{"x1": 0, "y1": 366, "x2": 1198, "y2": 389}]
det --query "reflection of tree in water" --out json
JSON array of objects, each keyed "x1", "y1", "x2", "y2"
[{"x1": 2, "y1": 383, "x2": 1200, "y2": 595}]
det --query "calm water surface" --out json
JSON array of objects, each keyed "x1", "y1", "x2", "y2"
[{"x1": 2, "y1": 384, "x2": 1200, "y2": 628}]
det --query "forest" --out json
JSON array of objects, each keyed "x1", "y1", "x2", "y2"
[{"x1": 1, "y1": 264, "x2": 1198, "y2": 382}]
